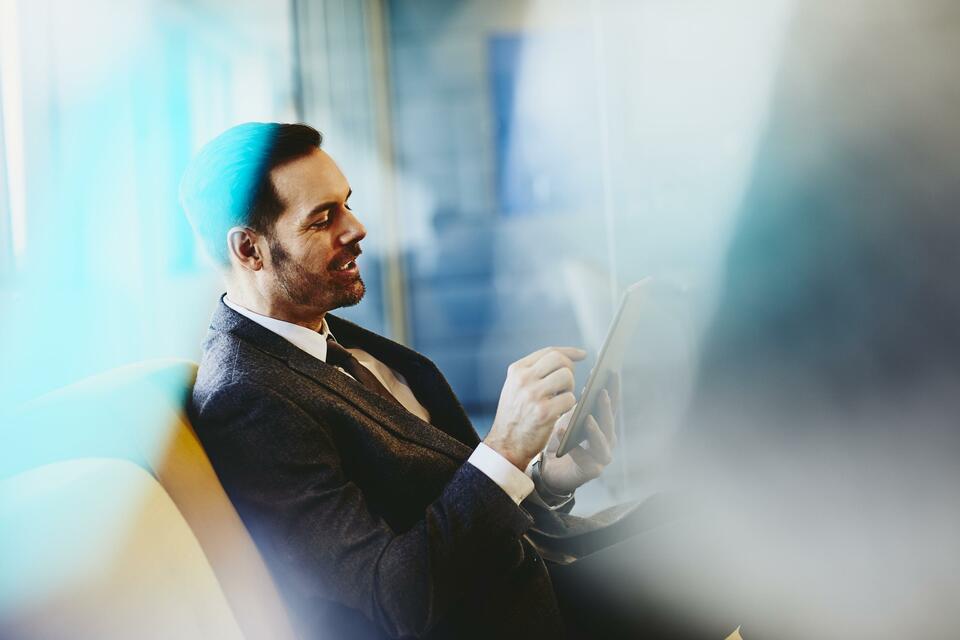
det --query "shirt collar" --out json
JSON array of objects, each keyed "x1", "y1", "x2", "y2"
[{"x1": 223, "y1": 295, "x2": 335, "y2": 363}]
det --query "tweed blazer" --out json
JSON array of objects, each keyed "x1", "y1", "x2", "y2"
[{"x1": 189, "y1": 297, "x2": 569, "y2": 639}]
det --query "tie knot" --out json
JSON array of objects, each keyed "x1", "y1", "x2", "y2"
[
  {"x1": 325, "y1": 335, "x2": 352, "y2": 366},
  {"x1": 323, "y1": 335, "x2": 404, "y2": 410}
]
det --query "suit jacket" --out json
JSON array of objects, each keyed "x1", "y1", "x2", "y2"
[{"x1": 189, "y1": 297, "x2": 569, "y2": 639}]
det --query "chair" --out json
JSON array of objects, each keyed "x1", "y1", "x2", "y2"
[{"x1": 0, "y1": 360, "x2": 298, "y2": 640}]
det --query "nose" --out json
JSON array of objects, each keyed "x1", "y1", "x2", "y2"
[{"x1": 337, "y1": 209, "x2": 366, "y2": 246}]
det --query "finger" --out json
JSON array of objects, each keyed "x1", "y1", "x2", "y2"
[
  {"x1": 516, "y1": 346, "x2": 586, "y2": 368},
  {"x1": 545, "y1": 391, "x2": 577, "y2": 420},
  {"x1": 547, "y1": 419, "x2": 568, "y2": 450},
  {"x1": 546, "y1": 422, "x2": 562, "y2": 450},
  {"x1": 529, "y1": 351, "x2": 573, "y2": 378},
  {"x1": 548, "y1": 411, "x2": 572, "y2": 449},
  {"x1": 568, "y1": 445, "x2": 603, "y2": 479},
  {"x1": 597, "y1": 389, "x2": 616, "y2": 443},
  {"x1": 531, "y1": 350, "x2": 576, "y2": 379},
  {"x1": 555, "y1": 423, "x2": 567, "y2": 439},
  {"x1": 585, "y1": 416, "x2": 612, "y2": 465},
  {"x1": 538, "y1": 367, "x2": 575, "y2": 397},
  {"x1": 606, "y1": 371, "x2": 622, "y2": 408}
]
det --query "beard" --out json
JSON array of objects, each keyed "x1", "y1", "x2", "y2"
[{"x1": 268, "y1": 236, "x2": 365, "y2": 311}]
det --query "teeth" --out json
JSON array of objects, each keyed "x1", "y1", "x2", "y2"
[{"x1": 336, "y1": 260, "x2": 355, "y2": 271}]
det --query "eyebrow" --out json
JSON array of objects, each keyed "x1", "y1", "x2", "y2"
[{"x1": 303, "y1": 188, "x2": 352, "y2": 221}]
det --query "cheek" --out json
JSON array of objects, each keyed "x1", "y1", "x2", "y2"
[{"x1": 301, "y1": 238, "x2": 335, "y2": 270}]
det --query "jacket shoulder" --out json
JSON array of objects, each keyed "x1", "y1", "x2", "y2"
[{"x1": 191, "y1": 329, "x2": 299, "y2": 416}]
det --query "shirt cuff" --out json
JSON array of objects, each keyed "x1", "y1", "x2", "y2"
[{"x1": 467, "y1": 443, "x2": 535, "y2": 505}]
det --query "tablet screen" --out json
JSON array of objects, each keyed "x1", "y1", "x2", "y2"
[{"x1": 556, "y1": 278, "x2": 651, "y2": 457}]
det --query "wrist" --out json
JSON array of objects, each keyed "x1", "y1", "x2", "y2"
[
  {"x1": 539, "y1": 462, "x2": 569, "y2": 495},
  {"x1": 482, "y1": 435, "x2": 532, "y2": 471},
  {"x1": 531, "y1": 453, "x2": 574, "y2": 507}
]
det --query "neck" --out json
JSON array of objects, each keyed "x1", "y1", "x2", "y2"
[{"x1": 226, "y1": 276, "x2": 326, "y2": 332}]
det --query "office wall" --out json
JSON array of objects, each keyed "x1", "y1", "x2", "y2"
[{"x1": 383, "y1": 0, "x2": 790, "y2": 495}]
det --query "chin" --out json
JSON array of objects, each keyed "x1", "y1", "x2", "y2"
[{"x1": 334, "y1": 278, "x2": 366, "y2": 309}]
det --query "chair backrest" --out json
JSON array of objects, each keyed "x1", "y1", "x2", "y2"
[
  {"x1": 1, "y1": 359, "x2": 298, "y2": 640},
  {"x1": 1, "y1": 458, "x2": 246, "y2": 640}
]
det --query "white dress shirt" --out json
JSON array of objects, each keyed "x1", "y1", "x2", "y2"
[{"x1": 223, "y1": 296, "x2": 535, "y2": 505}]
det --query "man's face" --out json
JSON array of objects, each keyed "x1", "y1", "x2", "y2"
[{"x1": 261, "y1": 148, "x2": 366, "y2": 314}]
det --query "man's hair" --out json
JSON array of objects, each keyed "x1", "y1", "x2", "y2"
[{"x1": 179, "y1": 122, "x2": 323, "y2": 266}]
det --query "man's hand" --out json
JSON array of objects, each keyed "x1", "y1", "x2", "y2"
[
  {"x1": 540, "y1": 388, "x2": 617, "y2": 494},
  {"x1": 484, "y1": 347, "x2": 586, "y2": 471}
]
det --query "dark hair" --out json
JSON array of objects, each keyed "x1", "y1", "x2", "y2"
[{"x1": 179, "y1": 122, "x2": 323, "y2": 265}]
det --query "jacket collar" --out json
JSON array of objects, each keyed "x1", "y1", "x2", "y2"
[{"x1": 208, "y1": 295, "x2": 477, "y2": 460}]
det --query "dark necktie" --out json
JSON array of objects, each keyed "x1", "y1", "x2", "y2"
[{"x1": 325, "y1": 336, "x2": 405, "y2": 410}]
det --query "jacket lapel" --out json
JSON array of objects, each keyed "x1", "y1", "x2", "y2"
[{"x1": 210, "y1": 298, "x2": 475, "y2": 462}]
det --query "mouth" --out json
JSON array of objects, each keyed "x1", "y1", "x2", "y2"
[
  {"x1": 332, "y1": 259, "x2": 357, "y2": 272},
  {"x1": 329, "y1": 247, "x2": 362, "y2": 274}
]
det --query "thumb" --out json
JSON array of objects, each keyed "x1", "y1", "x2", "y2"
[{"x1": 547, "y1": 424, "x2": 565, "y2": 452}]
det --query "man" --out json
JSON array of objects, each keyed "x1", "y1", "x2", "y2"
[{"x1": 181, "y1": 122, "x2": 624, "y2": 639}]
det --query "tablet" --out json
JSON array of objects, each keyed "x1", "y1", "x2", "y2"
[{"x1": 556, "y1": 278, "x2": 652, "y2": 457}]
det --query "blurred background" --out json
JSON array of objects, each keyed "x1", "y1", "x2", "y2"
[
  {"x1": 0, "y1": 0, "x2": 791, "y2": 501},
  {"x1": 2, "y1": 1, "x2": 960, "y2": 637}
]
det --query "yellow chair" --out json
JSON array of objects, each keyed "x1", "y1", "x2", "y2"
[{"x1": 0, "y1": 360, "x2": 298, "y2": 640}]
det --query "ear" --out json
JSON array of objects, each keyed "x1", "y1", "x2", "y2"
[{"x1": 227, "y1": 226, "x2": 263, "y2": 271}]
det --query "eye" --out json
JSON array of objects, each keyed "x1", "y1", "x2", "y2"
[{"x1": 310, "y1": 218, "x2": 331, "y2": 229}]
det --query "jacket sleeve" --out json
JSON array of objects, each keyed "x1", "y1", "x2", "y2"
[{"x1": 195, "y1": 380, "x2": 534, "y2": 638}]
